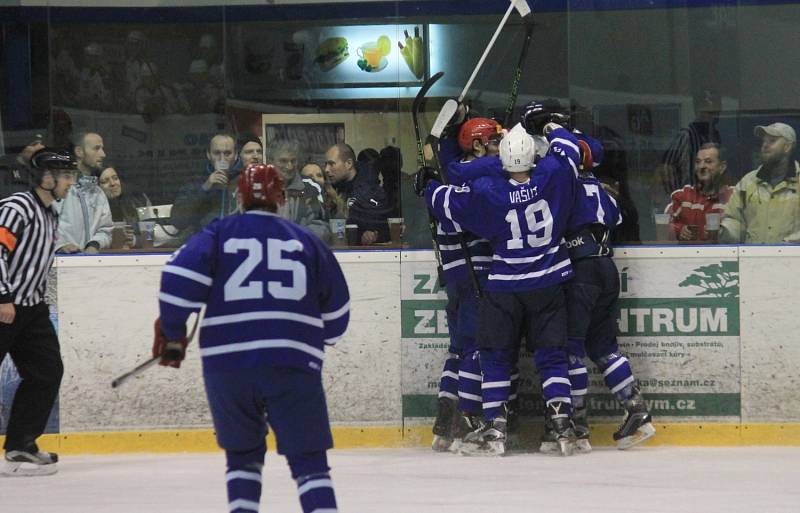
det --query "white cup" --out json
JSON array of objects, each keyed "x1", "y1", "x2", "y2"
[
  {"x1": 329, "y1": 218, "x2": 346, "y2": 246},
  {"x1": 705, "y1": 212, "x2": 721, "y2": 231}
]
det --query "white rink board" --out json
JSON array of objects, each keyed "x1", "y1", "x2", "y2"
[
  {"x1": 53, "y1": 251, "x2": 402, "y2": 432},
  {"x1": 18, "y1": 245, "x2": 800, "y2": 433}
]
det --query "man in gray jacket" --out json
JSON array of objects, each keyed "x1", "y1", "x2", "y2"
[
  {"x1": 267, "y1": 139, "x2": 331, "y2": 244},
  {"x1": 55, "y1": 132, "x2": 112, "y2": 253}
]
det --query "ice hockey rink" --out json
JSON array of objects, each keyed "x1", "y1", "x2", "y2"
[{"x1": 1, "y1": 447, "x2": 798, "y2": 513}]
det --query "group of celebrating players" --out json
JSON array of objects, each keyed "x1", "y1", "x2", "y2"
[{"x1": 415, "y1": 100, "x2": 656, "y2": 457}]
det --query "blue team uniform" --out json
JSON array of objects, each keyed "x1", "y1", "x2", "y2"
[
  {"x1": 564, "y1": 137, "x2": 637, "y2": 404},
  {"x1": 426, "y1": 128, "x2": 582, "y2": 421},
  {"x1": 429, "y1": 138, "x2": 492, "y2": 419},
  {"x1": 159, "y1": 210, "x2": 349, "y2": 513}
]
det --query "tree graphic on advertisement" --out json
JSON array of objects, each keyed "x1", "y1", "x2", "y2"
[{"x1": 678, "y1": 261, "x2": 739, "y2": 298}]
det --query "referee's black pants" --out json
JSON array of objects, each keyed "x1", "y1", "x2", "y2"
[{"x1": 0, "y1": 302, "x2": 64, "y2": 453}]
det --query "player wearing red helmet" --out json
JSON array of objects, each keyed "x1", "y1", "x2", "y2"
[
  {"x1": 457, "y1": 117, "x2": 502, "y2": 157},
  {"x1": 237, "y1": 163, "x2": 286, "y2": 212}
]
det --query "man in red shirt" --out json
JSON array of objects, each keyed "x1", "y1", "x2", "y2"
[{"x1": 665, "y1": 142, "x2": 734, "y2": 241}]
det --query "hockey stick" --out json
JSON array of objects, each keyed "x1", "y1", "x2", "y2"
[
  {"x1": 111, "y1": 313, "x2": 200, "y2": 388},
  {"x1": 431, "y1": 0, "x2": 532, "y2": 138},
  {"x1": 412, "y1": 71, "x2": 447, "y2": 287},
  {"x1": 502, "y1": 18, "x2": 535, "y2": 128}
]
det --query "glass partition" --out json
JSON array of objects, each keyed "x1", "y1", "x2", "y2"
[{"x1": 2, "y1": 1, "x2": 800, "y2": 249}]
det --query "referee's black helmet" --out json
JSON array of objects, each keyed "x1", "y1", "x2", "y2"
[{"x1": 29, "y1": 148, "x2": 77, "y2": 186}]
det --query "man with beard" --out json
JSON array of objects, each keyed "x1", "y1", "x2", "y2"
[
  {"x1": 55, "y1": 132, "x2": 112, "y2": 253},
  {"x1": 721, "y1": 123, "x2": 800, "y2": 243}
]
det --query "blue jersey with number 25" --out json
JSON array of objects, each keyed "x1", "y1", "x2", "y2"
[{"x1": 159, "y1": 211, "x2": 350, "y2": 374}]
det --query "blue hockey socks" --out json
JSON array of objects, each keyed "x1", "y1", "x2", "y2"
[
  {"x1": 438, "y1": 354, "x2": 460, "y2": 401},
  {"x1": 595, "y1": 352, "x2": 636, "y2": 401},
  {"x1": 458, "y1": 351, "x2": 482, "y2": 415},
  {"x1": 287, "y1": 451, "x2": 337, "y2": 513},
  {"x1": 225, "y1": 445, "x2": 265, "y2": 513},
  {"x1": 567, "y1": 338, "x2": 588, "y2": 408},
  {"x1": 479, "y1": 349, "x2": 513, "y2": 421},
  {"x1": 534, "y1": 347, "x2": 572, "y2": 413}
]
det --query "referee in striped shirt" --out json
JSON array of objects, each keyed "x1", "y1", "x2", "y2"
[{"x1": 0, "y1": 148, "x2": 76, "y2": 477}]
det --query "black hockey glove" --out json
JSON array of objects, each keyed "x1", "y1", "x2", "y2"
[
  {"x1": 152, "y1": 318, "x2": 189, "y2": 369},
  {"x1": 413, "y1": 166, "x2": 441, "y2": 197}
]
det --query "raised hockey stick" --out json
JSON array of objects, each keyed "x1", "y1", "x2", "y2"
[
  {"x1": 502, "y1": 17, "x2": 535, "y2": 128},
  {"x1": 111, "y1": 313, "x2": 200, "y2": 388},
  {"x1": 431, "y1": 0, "x2": 532, "y2": 138},
  {"x1": 413, "y1": 71, "x2": 447, "y2": 287}
]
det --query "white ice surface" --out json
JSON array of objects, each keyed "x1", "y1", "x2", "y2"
[{"x1": 1, "y1": 447, "x2": 798, "y2": 513}]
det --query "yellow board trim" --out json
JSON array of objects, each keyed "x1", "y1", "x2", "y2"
[{"x1": 3, "y1": 423, "x2": 800, "y2": 455}]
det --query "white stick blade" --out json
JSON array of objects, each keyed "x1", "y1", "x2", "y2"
[
  {"x1": 512, "y1": 0, "x2": 531, "y2": 17},
  {"x1": 431, "y1": 99, "x2": 459, "y2": 139}
]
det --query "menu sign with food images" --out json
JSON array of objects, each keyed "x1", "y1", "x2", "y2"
[{"x1": 309, "y1": 24, "x2": 428, "y2": 86}]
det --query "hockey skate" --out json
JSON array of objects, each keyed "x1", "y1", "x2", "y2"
[
  {"x1": 539, "y1": 402, "x2": 577, "y2": 457},
  {"x1": 431, "y1": 396, "x2": 458, "y2": 452},
  {"x1": 459, "y1": 406, "x2": 506, "y2": 457},
  {"x1": 614, "y1": 388, "x2": 656, "y2": 450},
  {"x1": 572, "y1": 405, "x2": 592, "y2": 454},
  {"x1": 448, "y1": 412, "x2": 484, "y2": 453},
  {"x1": 1, "y1": 449, "x2": 58, "y2": 477}
]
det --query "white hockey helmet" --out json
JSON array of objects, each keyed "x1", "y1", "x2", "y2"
[{"x1": 499, "y1": 123, "x2": 536, "y2": 172}]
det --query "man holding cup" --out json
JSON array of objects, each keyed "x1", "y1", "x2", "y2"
[
  {"x1": 665, "y1": 143, "x2": 733, "y2": 242},
  {"x1": 171, "y1": 134, "x2": 238, "y2": 240}
]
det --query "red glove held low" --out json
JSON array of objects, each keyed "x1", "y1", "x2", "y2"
[{"x1": 152, "y1": 318, "x2": 189, "y2": 368}]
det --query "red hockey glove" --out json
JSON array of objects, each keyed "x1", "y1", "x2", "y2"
[
  {"x1": 576, "y1": 139, "x2": 594, "y2": 172},
  {"x1": 152, "y1": 318, "x2": 189, "y2": 368}
]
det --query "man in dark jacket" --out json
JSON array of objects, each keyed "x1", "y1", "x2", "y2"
[
  {"x1": 170, "y1": 134, "x2": 239, "y2": 240},
  {"x1": 324, "y1": 143, "x2": 390, "y2": 244}
]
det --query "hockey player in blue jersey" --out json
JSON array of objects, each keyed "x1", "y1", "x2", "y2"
[
  {"x1": 422, "y1": 122, "x2": 586, "y2": 456},
  {"x1": 558, "y1": 135, "x2": 655, "y2": 452},
  {"x1": 427, "y1": 118, "x2": 497, "y2": 452},
  {"x1": 152, "y1": 163, "x2": 349, "y2": 513}
]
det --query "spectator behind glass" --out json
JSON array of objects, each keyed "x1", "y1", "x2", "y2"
[
  {"x1": 238, "y1": 133, "x2": 263, "y2": 168},
  {"x1": 593, "y1": 126, "x2": 640, "y2": 243},
  {"x1": 665, "y1": 143, "x2": 733, "y2": 242},
  {"x1": 357, "y1": 148, "x2": 379, "y2": 168},
  {"x1": 1, "y1": 137, "x2": 44, "y2": 199},
  {"x1": 97, "y1": 166, "x2": 151, "y2": 247},
  {"x1": 170, "y1": 134, "x2": 239, "y2": 240},
  {"x1": 658, "y1": 89, "x2": 721, "y2": 195},
  {"x1": 721, "y1": 123, "x2": 800, "y2": 243},
  {"x1": 267, "y1": 140, "x2": 331, "y2": 243},
  {"x1": 302, "y1": 162, "x2": 344, "y2": 221},
  {"x1": 376, "y1": 146, "x2": 403, "y2": 217},
  {"x1": 77, "y1": 42, "x2": 112, "y2": 111},
  {"x1": 134, "y1": 63, "x2": 183, "y2": 121},
  {"x1": 325, "y1": 143, "x2": 390, "y2": 245},
  {"x1": 124, "y1": 30, "x2": 157, "y2": 111},
  {"x1": 54, "y1": 132, "x2": 113, "y2": 253}
]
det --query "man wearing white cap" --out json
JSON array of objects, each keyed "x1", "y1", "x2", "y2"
[{"x1": 721, "y1": 122, "x2": 800, "y2": 243}]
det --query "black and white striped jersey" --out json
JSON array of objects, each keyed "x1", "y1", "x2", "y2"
[{"x1": 0, "y1": 191, "x2": 58, "y2": 306}]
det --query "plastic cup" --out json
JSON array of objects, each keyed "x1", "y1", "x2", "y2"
[
  {"x1": 329, "y1": 218, "x2": 346, "y2": 247},
  {"x1": 345, "y1": 224, "x2": 359, "y2": 246},
  {"x1": 388, "y1": 218, "x2": 403, "y2": 245},
  {"x1": 138, "y1": 221, "x2": 155, "y2": 249},
  {"x1": 705, "y1": 213, "x2": 721, "y2": 242},
  {"x1": 653, "y1": 213, "x2": 671, "y2": 241},
  {"x1": 111, "y1": 222, "x2": 127, "y2": 249}
]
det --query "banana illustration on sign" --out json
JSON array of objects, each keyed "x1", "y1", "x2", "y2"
[{"x1": 398, "y1": 27, "x2": 424, "y2": 79}]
